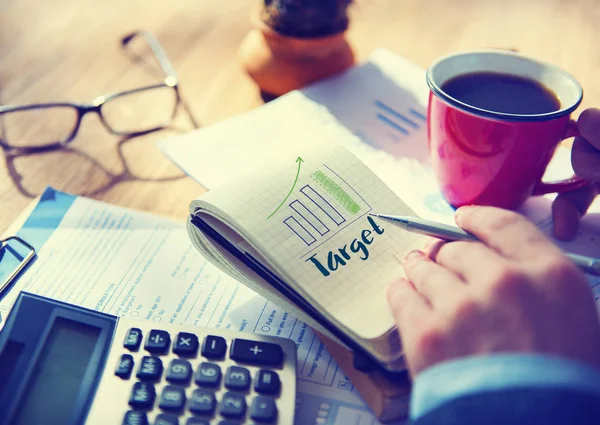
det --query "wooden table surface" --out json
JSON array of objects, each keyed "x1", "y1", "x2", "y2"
[{"x1": 1, "y1": 0, "x2": 599, "y2": 233}]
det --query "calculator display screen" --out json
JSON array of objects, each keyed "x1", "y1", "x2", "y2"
[{"x1": 12, "y1": 317, "x2": 101, "y2": 425}]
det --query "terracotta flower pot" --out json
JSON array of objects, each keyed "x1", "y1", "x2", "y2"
[{"x1": 239, "y1": 3, "x2": 356, "y2": 97}]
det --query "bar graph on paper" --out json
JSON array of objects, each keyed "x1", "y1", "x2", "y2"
[
  {"x1": 374, "y1": 99, "x2": 426, "y2": 141},
  {"x1": 282, "y1": 164, "x2": 372, "y2": 256}
]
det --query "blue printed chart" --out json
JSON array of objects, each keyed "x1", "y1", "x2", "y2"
[{"x1": 374, "y1": 99, "x2": 426, "y2": 142}]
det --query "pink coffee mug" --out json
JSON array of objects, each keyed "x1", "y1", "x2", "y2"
[{"x1": 426, "y1": 50, "x2": 588, "y2": 210}]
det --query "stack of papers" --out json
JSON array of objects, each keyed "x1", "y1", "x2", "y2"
[{"x1": 0, "y1": 187, "x2": 388, "y2": 425}]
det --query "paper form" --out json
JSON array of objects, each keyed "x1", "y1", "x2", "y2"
[{"x1": 0, "y1": 188, "x2": 400, "y2": 425}]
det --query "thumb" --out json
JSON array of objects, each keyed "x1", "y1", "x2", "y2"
[
  {"x1": 552, "y1": 183, "x2": 600, "y2": 241},
  {"x1": 572, "y1": 137, "x2": 600, "y2": 182}
]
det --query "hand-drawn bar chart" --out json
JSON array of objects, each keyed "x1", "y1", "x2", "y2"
[
  {"x1": 299, "y1": 185, "x2": 345, "y2": 227},
  {"x1": 283, "y1": 165, "x2": 372, "y2": 250}
]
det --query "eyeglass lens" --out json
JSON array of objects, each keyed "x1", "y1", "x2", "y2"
[
  {"x1": 0, "y1": 85, "x2": 178, "y2": 149},
  {"x1": 100, "y1": 85, "x2": 178, "y2": 135},
  {"x1": 0, "y1": 106, "x2": 79, "y2": 148}
]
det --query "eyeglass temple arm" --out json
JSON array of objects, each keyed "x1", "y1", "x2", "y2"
[
  {"x1": 121, "y1": 30, "x2": 200, "y2": 130},
  {"x1": 121, "y1": 30, "x2": 178, "y2": 82}
]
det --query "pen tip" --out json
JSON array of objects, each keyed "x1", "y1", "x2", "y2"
[{"x1": 368, "y1": 213, "x2": 379, "y2": 218}]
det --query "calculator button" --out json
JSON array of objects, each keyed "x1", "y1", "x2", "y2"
[
  {"x1": 225, "y1": 366, "x2": 250, "y2": 390},
  {"x1": 159, "y1": 385, "x2": 186, "y2": 411},
  {"x1": 137, "y1": 356, "x2": 163, "y2": 381},
  {"x1": 254, "y1": 370, "x2": 280, "y2": 394},
  {"x1": 173, "y1": 332, "x2": 199, "y2": 357},
  {"x1": 186, "y1": 418, "x2": 210, "y2": 425},
  {"x1": 251, "y1": 396, "x2": 277, "y2": 422},
  {"x1": 129, "y1": 382, "x2": 156, "y2": 408},
  {"x1": 115, "y1": 354, "x2": 135, "y2": 379},
  {"x1": 202, "y1": 335, "x2": 227, "y2": 359},
  {"x1": 154, "y1": 413, "x2": 179, "y2": 425},
  {"x1": 123, "y1": 410, "x2": 148, "y2": 425},
  {"x1": 219, "y1": 392, "x2": 246, "y2": 418},
  {"x1": 189, "y1": 389, "x2": 216, "y2": 414},
  {"x1": 166, "y1": 359, "x2": 192, "y2": 384},
  {"x1": 194, "y1": 362, "x2": 221, "y2": 386},
  {"x1": 124, "y1": 328, "x2": 143, "y2": 351},
  {"x1": 230, "y1": 339, "x2": 283, "y2": 366},
  {"x1": 145, "y1": 330, "x2": 171, "y2": 354}
]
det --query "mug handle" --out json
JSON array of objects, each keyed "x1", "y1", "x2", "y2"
[{"x1": 533, "y1": 120, "x2": 589, "y2": 195}]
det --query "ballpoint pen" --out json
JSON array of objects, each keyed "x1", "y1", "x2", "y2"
[{"x1": 370, "y1": 213, "x2": 600, "y2": 277}]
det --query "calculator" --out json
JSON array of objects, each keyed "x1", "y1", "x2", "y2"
[{"x1": 0, "y1": 292, "x2": 297, "y2": 425}]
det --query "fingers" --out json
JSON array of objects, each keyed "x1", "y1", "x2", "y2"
[
  {"x1": 555, "y1": 109, "x2": 600, "y2": 240},
  {"x1": 387, "y1": 278, "x2": 432, "y2": 333},
  {"x1": 552, "y1": 183, "x2": 600, "y2": 241},
  {"x1": 434, "y1": 241, "x2": 508, "y2": 282},
  {"x1": 577, "y1": 108, "x2": 600, "y2": 151},
  {"x1": 572, "y1": 137, "x2": 600, "y2": 182},
  {"x1": 455, "y1": 206, "x2": 562, "y2": 261},
  {"x1": 402, "y1": 250, "x2": 465, "y2": 306},
  {"x1": 421, "y1": 238, "x2": 445, "y2": 259},
  {"x1": 552, "y1": 195, "x2": 583, "y2": 241}
]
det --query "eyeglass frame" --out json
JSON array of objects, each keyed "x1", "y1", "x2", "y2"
[{"x1": 0, "y1": 30, "x2": 194, "y2": 154}]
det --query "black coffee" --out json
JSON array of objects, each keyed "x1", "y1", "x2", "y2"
[{"x1": 441, "y1": 71, "x2": 561, "y2": 114}]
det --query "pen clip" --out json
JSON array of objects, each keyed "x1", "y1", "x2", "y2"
[{"x1": 0, "y1": 236, "x2": 36, "y2": 297}]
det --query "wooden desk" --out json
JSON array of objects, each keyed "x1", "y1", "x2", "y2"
[{"x1": 1, "y1": 0, "x2": 599, "y2": 232}]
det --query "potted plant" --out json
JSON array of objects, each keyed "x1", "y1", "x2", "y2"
[{"x1": 239, "y1": 0, "x2": 356, "y2": 97}]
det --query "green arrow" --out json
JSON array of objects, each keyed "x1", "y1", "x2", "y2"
[{"x1": 267, "y1": 156, "x2": 304, "y2": 219}]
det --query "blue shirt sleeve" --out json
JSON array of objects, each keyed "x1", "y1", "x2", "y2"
[{"x1": 410, "y1": 353, "x2": 600, "y2": 420}]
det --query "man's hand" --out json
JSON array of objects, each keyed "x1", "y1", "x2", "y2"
[
  {"x1": 388, "y1": 206, "x2": 600, "y2": 378},
  {"x1": 553, "y1": 108, "x2": 600, "y2": 241}
]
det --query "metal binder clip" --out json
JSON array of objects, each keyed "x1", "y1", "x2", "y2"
[{"x1": 0, "y1": 236, "x2": 36, "y2": 296}]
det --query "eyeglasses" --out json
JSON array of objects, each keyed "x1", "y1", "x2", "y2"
[{"x1": 0, "y1": 30, "x2": 196, "y2": 154}]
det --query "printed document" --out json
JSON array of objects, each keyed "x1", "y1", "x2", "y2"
[{"x1": 0, "y1": 187, "x2": 392, "y2": 425}]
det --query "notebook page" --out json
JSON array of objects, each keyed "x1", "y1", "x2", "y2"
[{"x1": 192, "y1": 133, "x2": 428, "y2": 341}]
